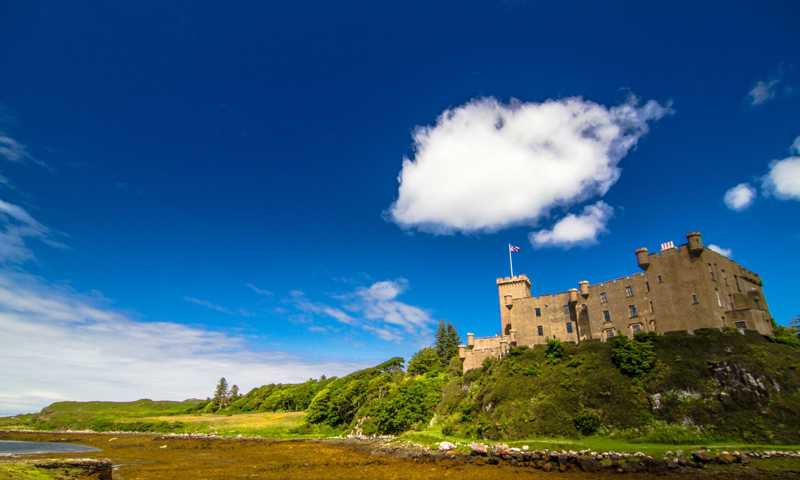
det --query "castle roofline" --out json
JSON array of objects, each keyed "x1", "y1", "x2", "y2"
[{"x1": 496, "y1": 274, "x2": 531, "y2": 285}]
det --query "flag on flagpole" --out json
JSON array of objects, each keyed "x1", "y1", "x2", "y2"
[{"x1": 508, "y1": 244, "x2": 520, "y2": 276}]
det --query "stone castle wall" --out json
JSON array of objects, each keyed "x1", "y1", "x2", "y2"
[{"x1": 460, "y1": 232, "x2": 774, "y2": 371}]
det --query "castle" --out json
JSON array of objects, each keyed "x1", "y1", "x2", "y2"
[{"x1": 459, "y1": 231, "x2": 774, "y2": 372}]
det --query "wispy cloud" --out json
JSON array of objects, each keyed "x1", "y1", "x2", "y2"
[
  {"x1": 748, "y1": 78, "x2": 781, "y2": 106},
  {"x1": 0, "y1": 198, "x2": 56, "y2": 263},
  {"x1": 245, "y1": 283, "x2": 273, "y2": 297},
  {"x1": 708, "y1": 244, "x2": 732, "y2": 257},
  {"x1": 183, "y1": 296, "x2": 236, "y2": 315},
  {"x1": 0, "y1": 271, "x2": 362, "y2": 416},
  {"x1": 287, "y1": 279, "x2": 437, "y2": 344}
]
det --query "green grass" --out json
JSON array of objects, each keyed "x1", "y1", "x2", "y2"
[
  {"x1": 0, "y1": 463, "x2": 78, "y2": 480},
  {"x1": 397, "y1": 426, "x2": 800, "y2": 457}
]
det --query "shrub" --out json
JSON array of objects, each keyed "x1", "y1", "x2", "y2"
[
  {"x1": 573, "y1": 411, "x2": 601, "y2": 435},
  {"x1": 545, "y1": 338, "x2": 565, "y2": 364},
  {"x1": 610, "y1": 336, "x2": 656, "y2": 377}
]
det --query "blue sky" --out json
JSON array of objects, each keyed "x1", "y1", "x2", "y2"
[{"x1": 0, "y1": 1, "x2": 798, "y2": 415}]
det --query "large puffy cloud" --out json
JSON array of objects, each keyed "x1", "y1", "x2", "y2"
[
  {"x1": 723, "y1": 183, "x2": 756, "y2": 211},
  {"x1": 0, "y1": 271, "x2": 362, "y2": 416},
  {"x1": 388, "y1": 96, "x2": 670, "y2": 233},
  {"x1": 529, "y1": 201, "x2": 613, "y2": 248}
]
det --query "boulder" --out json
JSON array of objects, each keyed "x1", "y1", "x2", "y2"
[
  {"x1": 692, "y1": 450, "x2": 713, "y2": 464},
  {"x1": 470, "y1": 442, "x2": 489, "y2": 456},
  {"x1": 438, "y1": 441, "x2": 456, "y2": 452}
]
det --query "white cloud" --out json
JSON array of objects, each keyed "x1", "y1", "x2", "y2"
[
  {"x1": 763, "y1": 156, "x2": 800, "y2": 200},
  {"x1": 245, "y1": 283, "x2": 273, "y2": 297},
  {"x1": 289, "y1": 279, "x2": 436, "y2": 343},
  {"x1": 529, "y1": 201, "x2": 613, "y2": 248},
  {"x1": 183, "y1": 296, "x2": 235, "y2": 315},
  {"x1": 0, "y1": 271, "x2": 362, "y2": 416},
  {"x1": 708, "y1": 244, "x2": 732, "y2": 257},
  {"x1": 0, "y1": 198, "x2": 53, "y2": 263},
  {"x1": 0, "y1": 134, "x2": 30, "y2": 163},
  {"x1": 723, "y1": 183, "x2": 757, "y2": 211},
  {"x1": 388, "y1": 95, "x2": 670, "y2": 233},
  {"x1": 748, "y1": 78, "x2": 780, "y2": 106}
]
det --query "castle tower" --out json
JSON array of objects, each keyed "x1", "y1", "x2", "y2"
[
  {"x1": 687, "y1": 231, "x2": 703, "y2": 255},
  {"x1": 635, "y1": 247, "x2": 650, "y2": 270},
  {"x1": 497, "y1": 275, "x2": 531, "y2": 336}
]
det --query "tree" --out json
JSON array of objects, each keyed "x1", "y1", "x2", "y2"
[
  {"x1": 229, "y1": 384, "x2": 240, "y2": 401},
  {"x1": 435, "y1": 321, "x2": 461, "y2": 366},
  {"x1": 212, "y1": 377, "x2": 229, "y2": 410},
  {"x1": 407, "y1": 347, "x2": 442, "y2": 376}
]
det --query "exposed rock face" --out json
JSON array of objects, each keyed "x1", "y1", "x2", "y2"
[{"x1": 710, "y1": 361, "x2": 777, "y2": 406}]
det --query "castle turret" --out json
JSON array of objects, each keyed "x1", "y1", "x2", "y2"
[
  {"x1": 467, "y1": 332, "x2": 475, "y2": 347},
  {"x1": 687, "y1": 231, "x2": 703, "y2": 255},
  {"x1": 568, "y1": 288, "x2": 579, "y2": 304},
  {"x1": 635, "y1": 247, "x2": 650, "y2": 269},
  {"x1": 497, "y1": 275, "x2": 531, "y2": 336},
  {"x1": 578, "y1": 280, "x2": 590, "y2": 297}
]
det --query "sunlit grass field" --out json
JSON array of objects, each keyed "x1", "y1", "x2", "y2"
[{"x1": 143, "y1": 411, "x2": 315, "y2": 437}]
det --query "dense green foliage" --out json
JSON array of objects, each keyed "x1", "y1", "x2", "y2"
[
  {"x1": 218, "y1": 378, "x2": 332, "y2": 414},
  {"x1": 610, "y1": 335, "x2": 657, "y2": 377},
  {"x1": 407, "y1": 347, "x2": 442, "y2": 376},
  {"x1": 437, "y1": 330, "x2": 800, "y2": 443}
]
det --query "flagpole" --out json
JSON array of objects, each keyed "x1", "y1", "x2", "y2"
[{"x1": 508, "y1": 244, "x2": 514, "y2": 277}]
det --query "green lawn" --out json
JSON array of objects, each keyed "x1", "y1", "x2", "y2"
[{"x1": 398, "y1": 427, "x2": 800, "y2": 457}]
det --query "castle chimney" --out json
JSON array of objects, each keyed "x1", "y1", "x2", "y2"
[
  {"x1": 467, "y1": 332, "x2": 475, "y2": 347},
  {"x1": 687, "y1": 231, "x2": 703, "y2": 255},
  {"x1": 635, "y1": 247, "x2": 650, "y2": 270}
]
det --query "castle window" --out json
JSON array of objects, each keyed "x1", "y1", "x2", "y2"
[
  {"x1": 606, "y1": 329, "x2": 615, "y2": 339},
  {"x1": 629, "y1": 304, "x2": 638, "y2": 318},
  {"x1": 563, "y1": 304, "x2": 569, "y2": 314},
  {"x1": 649, "y1": 300, "x2": 655, "y2": 313},
  {"x1": 692, "y1": 294, "x2": 699, "y2": 304},
  {"x1": 657, "y1": 275, "x2": 664, "y2": 283},
  {"x1": 566, "y1": 322, "x2": 573, "y2": 334},
  {"x1": 537, "y1": 325, "x2": 544, "y2": 336},
  {"x1": 708, "y1": 263, "x2": 716, "y2": 281},
  {"x1": 735, "y1": 320, "x2": 747, "y2": 330},
  {"x1": 631, "y1": 324, "x2": 641, "y2": 335},
  {"x1": 625, "y1": 286, "x2": 634, "y2": 297},
  {"x1": 600, "y1": 292, "x2": 608, "y2": 304},
  {"x1": 645, "y1": 281, "x2": 650, "y2": 292},
  {"x1": 535, "y1": 307, "x2": 541, "y2": 317},
  {"x1": 603, "y1": 310, "x2": 611, "y2": 322}
]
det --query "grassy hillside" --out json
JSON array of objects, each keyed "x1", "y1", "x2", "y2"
[
  {"x1": 437, "y1": 329, "x2": 800, "y2": 443},
  {"x1": 4, "y1": 329, "x2": 798, "y2": 447},
  {"x1": 1, "y1": 399, "x2": 204, "y2": 432}
]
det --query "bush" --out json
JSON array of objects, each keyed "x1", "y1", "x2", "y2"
[
  {"x1": 573, "y1": 411, "x2": 601, "y2": 436},
  {"x1": 610, "y1": 336, "x2": 656, "y2": 377},
  {"x1": 545, "y1": 338, "x2": 565, "y2": 364}
]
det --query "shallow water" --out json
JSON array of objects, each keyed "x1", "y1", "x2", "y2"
[{"x1": 0, "y1": 439, "x2": 99, "y2": 456}]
